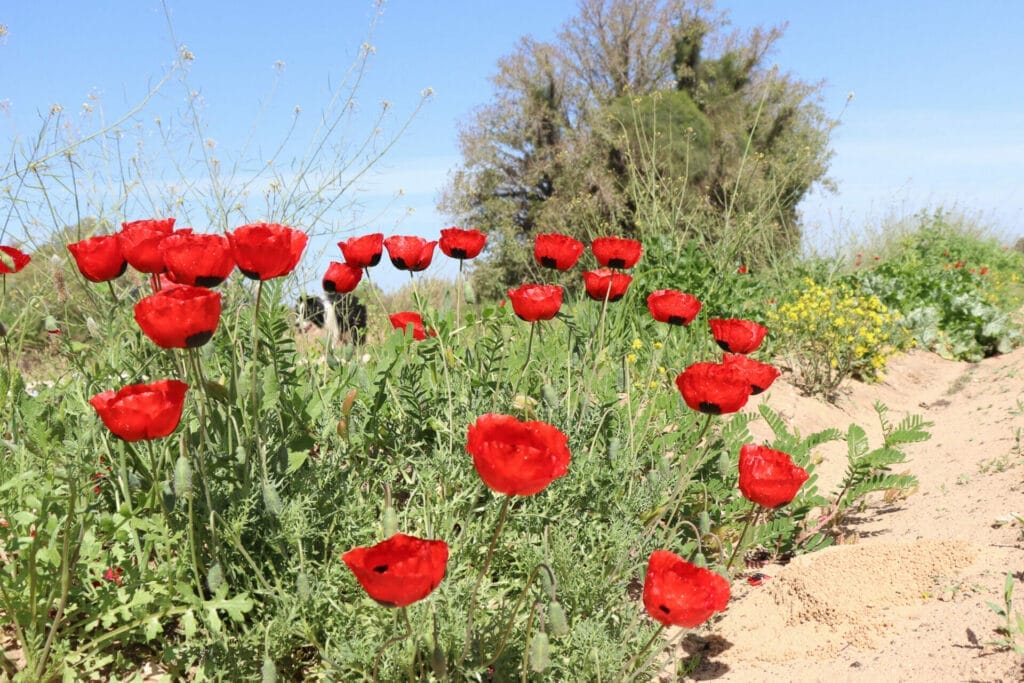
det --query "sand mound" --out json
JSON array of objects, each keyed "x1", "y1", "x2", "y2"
[{"x1": 715, "y1": 540, "x2": 976, "y2": 662}]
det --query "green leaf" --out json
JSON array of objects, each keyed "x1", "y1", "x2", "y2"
[
  {"x1": 846, "y1": 424, "x2": 868, "y2": 460},
  {"x1": 286, "y1": 450, "x2": 308, "y2": 475},
  {"x1": 181, "y1": 609, "x2": 198, "y2": 639}
]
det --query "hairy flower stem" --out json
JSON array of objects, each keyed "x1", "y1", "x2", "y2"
[
  {"x1": 364, "y1": 267, "x2": 391, "y2": 318},
  {"x1": 615, "y1": 624, "x2": 666, "y2": 682},
  {"x1": 249, "y1": 280, "x2": 270, "y2": 494},
  {"x1": 187, "y1": 348, "x2": 220, "y2": 563},
  {"x1": 461, "y1": 495, "x2": 511, "y2": 666},
  {"x1": 509, "y1": 321, "x2": 536, "y2": 402},
  {"x1": 372, "y1": 607, "x2": 413, "y2": 683},
  {"x1": 726, "y1": 502, "x2": 759, "y2": 572},
  {"x1": 484, "y1": 563, "x2": 556, "y2": 667},
  {"x1": 106, "y1": 280, "x2": 119, "y2": 304}
]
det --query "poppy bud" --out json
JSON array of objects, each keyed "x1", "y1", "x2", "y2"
[
  {"x1": 382, "y1": 505, "x2": 399, "y2": 537},
  {"x1": 548, "y1": 602, "x2": 570, "y2": 637},
  {"x1": 261, "y1": 655, "x2": 277, "y2": 683},
  {"x1": 207, "y1": 562, "x2": 224, "y2": 594},
  {"x1": 174, "y1": 455, "x2": 193, "y2": 496},
  {"x1": 263, "y1": 481, "x2": 283, "y2": 516},
  {"x1": 296, "y1": 570, "x2": 311, "y2": 602},
  {"x1": 528, "y1": 632, "x2": 551, "y2": 672}
]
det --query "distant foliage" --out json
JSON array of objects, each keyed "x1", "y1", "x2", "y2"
[{"x1": 442, "y1": 0, "x2": 835, "y2": 298}]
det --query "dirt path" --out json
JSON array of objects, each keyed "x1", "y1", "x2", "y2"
[{"x1": 678, "y1": 348, "x2": 1024, "y2": 682}]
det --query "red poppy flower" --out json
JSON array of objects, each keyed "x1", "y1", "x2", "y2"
[
  {"x1": 89, "y1": 379, "x2": 189, "y2": 442},
  {"x1": 642, "y1": 550, "x2": 730, "y2": 628},
  {"x1": 389, "y1": 311, "x2": 434, "y2": 341},
  {"x1": 338, "y1": 233, "x2": 384, "y2": 268},
  {"x1": 118, "y1": 218, "x2": 176, "y2": 274},
  {"x1": 383, "y1": 235, "x2": 437, "y2": 272},
  {"x1": 506, "y1": 284, "x2": 563, "y2": 322},
  {"x1": 134, "y1": 285, "x2": 222, "y2": 348},
  {"x1": 647, "y1": 289, "x2": 702, "y2": 326},
  {"x1": 675, "y1": 362, "x2": 751, "y2": 415},
  {"x1": 103, "y1": 566, "x2": 125, "y2": 586},
  {"x1": 591, "y1": 236, "x2": 642, "y2": 269},
  {"x1": 227, "y1": 223, "x2": 307, "y2": 280},
  {"x1": 708, "y1": 318, "x2": 768, "y2": 354},
  {"x1": 534, "y1": 233, "x2": 584, "y2": 270},
  {"x1": 737, "y1": 265, "x2": 748, "y2": 274},
  {"x1": 439, "y1": 227, "x2": 487, "y2": 260},
  {"x1": 582, "y1": 269, "x2": 632, "y2": 302},
  {"x1": 322, "y1": 261, "x2": 363, "y2": 294},
  {"x1": 722, "y1": 353, "x2": 780, "y2": 395},
  {"x1": 738, "y1": 444, "x2": 809, "y2": 508},
  {"x1": 342, "y1": 533, "x2": 449, "y2": 608},
  {"x1": 466, "y1": 414, "x2": 571, "y2": 496},
  {"x1": 67, "y1": 235, "x2": 126, "y2": 283},
  {"x1": 0, "y1": 245, "x2": 31, "y2": 274},
  {"x1": 159, "y1": 232, "x2": 235, "y2": 287}
]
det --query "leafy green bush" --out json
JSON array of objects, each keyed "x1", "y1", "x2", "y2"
[
  {"x1": 850, "y1": 210, "x2": 1024, "y2": 361},
  {"x1": 766, "y1": 277, "x2": 910, "y2": 399}
]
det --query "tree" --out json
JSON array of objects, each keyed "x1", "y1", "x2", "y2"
[{"x1": 440, "y1": 0, "x2": 834, "y2": 296}]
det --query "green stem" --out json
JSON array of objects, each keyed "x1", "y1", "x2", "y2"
[
  {"x1": 509, "y1": 321, "x2": 536, "y2": 403},
  {"x1": 373, "y1": 607, "x2": 413, "y2": 683},
  {"x1": 614, "y1": 624, "x2": 666, "y2": 683},
  {"x1": 725, "y1": 502, "x2": 759, "y2": 572},
  {"x1": 483, "y1": 563, "x2": 555, "y2": 668},
  {"x1": 460, "y1": 495, "x2": 511, "y2": 665}
]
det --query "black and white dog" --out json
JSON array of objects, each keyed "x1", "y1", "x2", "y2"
[{"x1": 296, "y1": 293, "x2": 367, "y2": 346}]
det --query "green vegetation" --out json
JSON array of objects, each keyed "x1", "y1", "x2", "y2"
[{"x1": 441, "y1": 0, "x2": 834, "y2": 298}]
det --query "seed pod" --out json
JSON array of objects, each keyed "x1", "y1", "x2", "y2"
[
  {"x1": 528, "y1": 632, "x2": 550, "y2": 672},
  {"x1": 207, "y1": 562, "x2": 224, "y2": 593},
  {"x1": 548, "y1": 602, "x2": 569, "y2": 637},
  {"x1": 174, "y1": 455, "x2": 192, "y2": 496},
  {"x1": 262, "y1": 481, "x2": 283, "y2": 516}
]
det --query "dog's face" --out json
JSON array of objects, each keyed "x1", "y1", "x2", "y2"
[{"x1": 296, "y1": 294, "x2": 326, "y2": 333}]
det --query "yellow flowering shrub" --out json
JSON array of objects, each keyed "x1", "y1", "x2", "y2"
[{"x1": 766, "y1": 278, "x2": 910, "y2": 400}]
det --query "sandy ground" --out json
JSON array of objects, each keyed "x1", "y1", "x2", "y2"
[{"x1": 668, "y1": 347, "x2": 1024, "y2": 682}]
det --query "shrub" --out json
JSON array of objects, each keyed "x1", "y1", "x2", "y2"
[{"x1": 766, "y1": 277, "x2": 909, "y2": 399}]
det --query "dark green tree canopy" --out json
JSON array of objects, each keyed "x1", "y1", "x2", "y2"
[{"x1": 441, "y1": 0, "x2": 834, "y2": 296}]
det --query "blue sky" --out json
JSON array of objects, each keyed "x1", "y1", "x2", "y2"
[{"x1": 3, "y1": 1, "x2": 1022, "y2": 290}]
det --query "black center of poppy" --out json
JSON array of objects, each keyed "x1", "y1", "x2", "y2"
[
  {"x1": 659, "y1": 604, "x2": 671, "y2": 614},
  {"x1": 540, "y1": 256, "x2": 557, "y2": 269},
  {"x1": 195, "y1": 275, "x2": 225, "y2": 288},
  {"x1": 239, "y1": 267, "x2": 261, "y2": 280},
  {"x1": 451, "y1": 248, "x2": 467, "y2": 259},
  {"x1": 323, "y1": 280, "x2": 338, "y2": 293},
  {"x1": 372, "y1": 564, "x2": 388, "y2": 573},
  {"x1": 668, "y1": 315, "x2": 687, "y2": 326},
  {"x1": 391, "y1": 257, "x2": 408, "y2": 270},
  {"x1": 698, "y1": 401, "x2": 723, "y2": 415},
  {"x1": 715, "y1": 340, "x2": 732, "y2": 352},
  {"x1": 367, "y1": 253, "x2": 382, "y2": 267},
  {"x1": 185, "y1": 330, "x2": 214, "y2": 348},
  {"x1": 751, "y1": 385, "x2": 765, "y2": 395},
  {"x1": 608, "y1": 258, "x2": 626, "y2": 269},
  {"x1": 114, "y1": 261, "x2": 128, "y2": 278},
  {"x1": 607, "y1": 293, "x2": 624, "y2": 302}
]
